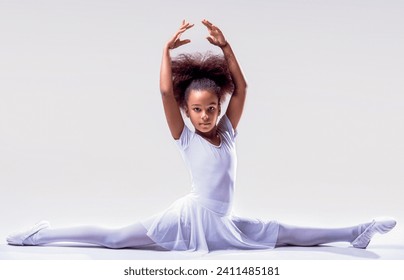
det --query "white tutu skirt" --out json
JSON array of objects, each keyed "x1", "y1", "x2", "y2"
[{"x1": 141, "y1": 194, "x2": 279, "y2": 252}]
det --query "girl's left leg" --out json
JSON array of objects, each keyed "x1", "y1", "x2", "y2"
[
  {"x1": 275, "y1": 223, "x2": 363, "y2": 247},
  {"x1": 275, "y1": 218, "x2": 396, "y2": 248}
]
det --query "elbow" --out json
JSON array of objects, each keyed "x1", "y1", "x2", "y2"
[
  {"x1": 236, "y1": 78, "x2": 248, "y2": 93},
  {"x1": 160, "y1": 89, "x2": 173, "y2": 99},
  {"x1": 159, "y1": 83, "x2": 171, "y2": 98},
  {"x1": 242, "y1": 77, "x2": 248, "y2": 91},
  {"x1": 233, "y1": 82, "x2": 247, "y2": 97},
  {"x1": 243, "y1": 81, "x2": 248, "y2": 92},
  {"x1": 160, "y1": 89, "x2": 177, "y2": 104},
  {"x1": 160, "y1": 89, "x2": 168, "y2": 97},
  {"x1": 159, "y1": 80, "x2": 175, "y2": 98}
]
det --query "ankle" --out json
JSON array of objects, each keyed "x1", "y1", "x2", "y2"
[
  {"x1": 34, "y1": 228, "x2": 49, "y2": 244},
  {"x1": 23, "y1": 228, "x2": 48, "y2": 245},
  {"x1": 353, "y1": 223, "x2": 371, "y2": 242}
]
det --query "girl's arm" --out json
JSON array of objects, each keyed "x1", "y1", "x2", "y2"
[
  {"x1": 160, "y1": 20, "x2": 194, "y2": 139},
  {"x1": 202, "y1": 19, "x2": 247, "y2": 130}
]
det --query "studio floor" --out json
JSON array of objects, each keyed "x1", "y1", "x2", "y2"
[
  {"x1": 2, "y1": 213, "x2": 404, "y2": 260},
  {"x1": 1, "y1": 237, "x2": 403, "y2": 260}
]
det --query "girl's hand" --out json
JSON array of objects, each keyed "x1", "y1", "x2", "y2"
[
  {"x1": 202, "y1": 19, "x2": 227, "y2": 48},
  {"x1": 166, "y1": 20, "x2": 194, "y2": 50}
]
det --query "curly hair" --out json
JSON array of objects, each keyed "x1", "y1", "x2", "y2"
[{"x1": 171, "y1": 52, "x2": 234, "y2": 109}]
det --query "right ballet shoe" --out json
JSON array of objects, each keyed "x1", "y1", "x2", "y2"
[
  {"x1": 6, "y1": 220, "x2": 50, "y2": 246},
  {"x1": 351, "y1": 217, "x2": 396, "y2": 249}
]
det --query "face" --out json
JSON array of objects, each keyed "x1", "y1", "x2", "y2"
[{"x1": 185, "y1": 89, "x2": 220, "y2": 134}]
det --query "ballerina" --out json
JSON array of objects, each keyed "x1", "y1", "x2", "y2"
[{"x1": 7, "y1": 19, "x2": 396, "y2": 251}]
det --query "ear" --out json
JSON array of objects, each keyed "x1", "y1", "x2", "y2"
[
  {"x1": 185, "y1": 107, "x2": 190, "y2": 118},
  {"x1": 218, "y1": 104, "x2": 221, "y2": 115}
]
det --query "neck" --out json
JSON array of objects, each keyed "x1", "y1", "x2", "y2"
[{"x1": 196, "y1": 127, "x2": 219, "y2": 142}]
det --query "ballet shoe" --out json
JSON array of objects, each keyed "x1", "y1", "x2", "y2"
[
  {"x1": 351, "y1": 217, "x2": 396, "y2": 249},
  {"x1": 6, "y1": 220, "x2": 50, "y2": 246}
]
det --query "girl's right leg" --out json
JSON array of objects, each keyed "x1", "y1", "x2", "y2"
[{"x1": 9, "y1": 222, "x2": 157, "y2": 249}]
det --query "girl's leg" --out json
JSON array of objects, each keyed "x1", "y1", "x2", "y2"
[
  {"x1": 275, "y1": 218, "x2": 396, "y2": 248},
  {"x1": 275, "y1": 222, "x2": 366, "y2": 247},
  {"x1": 23, "y1": 222, "x2": 156, "y2": 249}
]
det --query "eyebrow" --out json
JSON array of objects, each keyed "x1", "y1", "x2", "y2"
[{"x1": 191, "y1": 102, "x2": 217, "y2": 107}]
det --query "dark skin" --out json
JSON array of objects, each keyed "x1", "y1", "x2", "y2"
[
  {"x1": 185, "y1": 89, "x2": 221, "y2": 145},
  {"x1": 160, "y1": 19, "x2": 247, "y2": 141}
]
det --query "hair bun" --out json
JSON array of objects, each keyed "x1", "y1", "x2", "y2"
[{"x1": 171, "y1": 52, "x2": 234, "y2": 108}]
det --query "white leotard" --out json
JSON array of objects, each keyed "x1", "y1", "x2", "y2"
[{"x1": 142, "y1": 115, "x2": 279, "y2": 251}]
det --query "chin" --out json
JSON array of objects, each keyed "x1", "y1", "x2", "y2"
[{"x1": 199, "y1": 126, "x2": 214, "y2": 133}]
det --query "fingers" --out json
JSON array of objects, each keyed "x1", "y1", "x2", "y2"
[
  {"x1": 202, "y1": 19, "x2": 213, "y2": 29},
  {"x1": 206, "y1": 36, "x2": 214, "y2": 44},
  {"x1": 177, "y1": 39, "x2": 191, "y2": 47},
  {"x1": 167, "y1": 20, "x2": 194, "y2": 50},
  {"x1": 180, "y1": 20, "x2": 194, "y2": 31},
  {"x1": 172, "y1": 20, "x2": 193, "y2": 41},
  {"x1": 202, "y1": 19, "x2": 226, "y2": 47},
  {"x1": 175, "y1": 21, "x2": 193, "y2": 39},
  {"x1": 168, "y1": 19, "x2": 225, "y2": 49},
  {"x1": 202, "y1": 19, "x2": 220, "y2": 32},
  {"x1": 169, "y1": 33, "x2": 191, "y2": 49},
  {"x1": 169, "y1": 20, "x2": 193, "y2": 48}
]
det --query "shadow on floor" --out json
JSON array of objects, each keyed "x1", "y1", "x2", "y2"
[{"x1": 273, "y1": 245, "x2": 380, "y2": 259}]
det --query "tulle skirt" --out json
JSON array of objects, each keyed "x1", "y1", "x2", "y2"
[{"x1": 141, "y1": 194, "x2": 279, "y2": 252}]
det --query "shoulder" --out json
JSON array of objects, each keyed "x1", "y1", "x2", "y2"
[
  {"x1": 175, "y1": 124, "x2": 195, "y2": 150},
  {"x1": 218, "y1": 114, "x2": 238, "y2": 140}
]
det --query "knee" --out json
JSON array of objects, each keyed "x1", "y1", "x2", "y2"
[
  {"x1": 103, "y1": 233, "x2": 127, "y2": 249},
  {"x1": 275, "y1": 224, "x2": 292, "y2": 246}
]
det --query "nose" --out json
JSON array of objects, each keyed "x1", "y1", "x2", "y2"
[{"x1": 201, "y1": 111, "x2": 209, "y2": 121}]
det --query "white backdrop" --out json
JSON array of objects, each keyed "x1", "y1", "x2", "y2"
[{"x1": 1, "y1": 0, "x2": 403, "y2": 243}]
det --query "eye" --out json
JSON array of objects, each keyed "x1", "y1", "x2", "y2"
[
  {"x1": 208, "y1": 107, "x2": 216, "y2": 112},
  {"x1": 193, "y1": 108, "x2": 201, "y2": 112}
]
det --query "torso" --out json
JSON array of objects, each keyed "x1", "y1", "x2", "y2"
[{"x1": 176, "y1": 115, "x2": 237, "y2": 215}]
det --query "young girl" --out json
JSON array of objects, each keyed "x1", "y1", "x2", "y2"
[{"x1": 7, "y1": 20, "x2": 396, "y2": 252}]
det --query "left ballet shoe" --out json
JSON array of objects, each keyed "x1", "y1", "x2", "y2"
[
  {"x1": 6, "y1": 220, "x2": 50, "y2": 246},
  {"x1": 351, "y1": 217, "x2": 396, "y2": 249}
]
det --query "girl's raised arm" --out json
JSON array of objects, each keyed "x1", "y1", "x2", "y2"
[
  {"x1": 202, "y1": 19, "x2": 247, "y2": 130},
  {"x1": 160, "y1": 20, "x2": 194, "y2": 139}
]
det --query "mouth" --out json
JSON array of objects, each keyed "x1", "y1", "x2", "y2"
[{"x1": 200, "y1": 123, "x2": 211, "y2": 126}]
